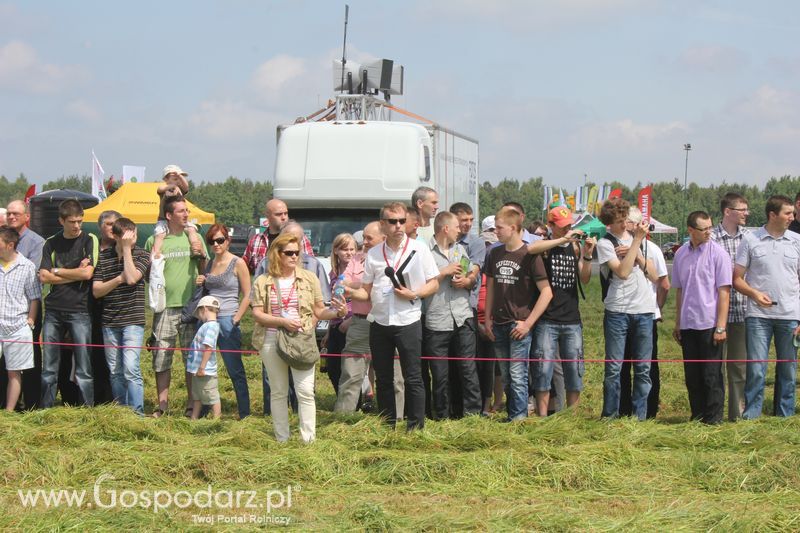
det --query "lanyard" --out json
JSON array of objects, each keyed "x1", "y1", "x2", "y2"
[
  {"x1": 278, "y1": 280, "x2": 296, "y2": 309},
  {"x1": 382, "y1": 237, "x2": 410, "y2": 271}
]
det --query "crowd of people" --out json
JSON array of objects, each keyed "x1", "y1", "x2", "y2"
[{"x1": 1, "y1": 166, "x2": 799, "y2": 443}]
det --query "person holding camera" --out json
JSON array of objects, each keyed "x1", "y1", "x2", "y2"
[
  {"x1": 596, "y1": 198, "x2": 659, "y2": 421},
  {"x1": 524, "y1": 206, "x2": 595, "y2": 416}
]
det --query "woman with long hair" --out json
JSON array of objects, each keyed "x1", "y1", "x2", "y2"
[
  {"x1": 197, "y1": 224, "x2": 252, "y2": 419},
  {"x1": 251, "y1": 233, "x2": 346, "y2": 442},
  {"x1": 324, "y1": 233, "x2": 356, "y2": 393}
]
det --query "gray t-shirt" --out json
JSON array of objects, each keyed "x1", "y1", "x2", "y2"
[{"x1": 597, "y1": 234, "x2": 655, "y2": 315}]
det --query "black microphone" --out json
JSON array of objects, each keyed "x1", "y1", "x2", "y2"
[
  {"x1": 384, "y1": 266, "x2": 402, "y2": 289},
  {"x1": 395, "y1": 250, "x2": 416, "y2": 288}
]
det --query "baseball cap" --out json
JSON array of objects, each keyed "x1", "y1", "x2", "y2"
[
  {"x1": 194, "y1": 295, "x2": 220, "y2": 318},
  {"x1": 162, "y1": 165, "x2": 188, "y2": 180},
  {"x1": 481, "y1": 215, "x2": 496, "y2": 232},
  {"x1": 547, "y1": 206, "x2": 573, "y2": 228}
]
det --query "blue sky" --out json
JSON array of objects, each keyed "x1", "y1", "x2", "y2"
[{"x1": 1, "y1": 0, "x2": 798, "y2": 191}]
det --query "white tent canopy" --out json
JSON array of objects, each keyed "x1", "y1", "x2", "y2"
[{"x1": 650, "y1": 216, "x2": 677, "y2": 234}]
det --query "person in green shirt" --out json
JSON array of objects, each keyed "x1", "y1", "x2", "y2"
[{"x1": 145, "y1": 197, "x2": 208, "y2": 417}]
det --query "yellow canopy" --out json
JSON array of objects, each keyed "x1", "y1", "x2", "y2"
[{"x1": 83, "y1": 182, "x2": 215, "y2": 225}]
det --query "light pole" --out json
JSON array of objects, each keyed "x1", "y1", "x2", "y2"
[{"x1": 683, "y1": 143, "x2": 692, "y2": 239}]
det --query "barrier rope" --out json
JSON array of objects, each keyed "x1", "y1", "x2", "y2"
[{"x1": 0, "y1": 338, "x2": 791, "y2": 364}]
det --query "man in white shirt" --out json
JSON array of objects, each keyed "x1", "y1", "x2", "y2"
[
  {"x1": 596, "y1": 198, "x2": 659, "y2": 420},
  {"x1": 618, "y1": 207, "x2": 670, "y2": 419},
  {"x1": 348, "y1": 202, "x2": 440, "y2": 430}
]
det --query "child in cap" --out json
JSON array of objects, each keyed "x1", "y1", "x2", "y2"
[
  {"x1": 150, "y1": 164, "x2": 205, "y2": 262},
  {"x1": 187, "y1": 295, "x2": 222, "y2": 419}
]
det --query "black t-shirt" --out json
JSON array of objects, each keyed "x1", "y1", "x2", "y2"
[
  {"x1": 539, "y1": 242, "x2": 581, "y2": 324},
  {"x1": 93, "y1": 246, "x2": 151, "y2": 326},
  {"x1": 40, "y1": 231, "x2": 98, "y2": 313},
  {"x1": 485, "y1": 244, "x2": 548, "y2": 325},
  {"x1": 789, "y1": 219, "x2": 800, "y2": 235}
]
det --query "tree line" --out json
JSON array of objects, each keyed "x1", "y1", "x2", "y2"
[{"x1": 2, "y1": 173, "x2": 799, "y2": 236}]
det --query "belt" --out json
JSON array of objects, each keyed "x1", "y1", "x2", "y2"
[{"x1": 353, "y1": 313, "x2": 368, "y2": 319}]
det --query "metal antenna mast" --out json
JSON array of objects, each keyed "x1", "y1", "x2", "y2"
[{"x1": 340, "y1": 5, "x2": 349, "y2": 94}]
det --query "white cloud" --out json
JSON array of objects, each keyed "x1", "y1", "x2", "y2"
[
  {"x1": 187, "y1": 99, "x2": 279, "y2": 140},
  {"x1": 65, "y1": 99, "x2": 101, "y2": 123},
  {"x1": 251, "y1": 54, "x2": 307, "y2": 95},
  {"x1": 418, "y1": 0, "x2": 653, "y2": 31},
  {"x1": 676, "y1": 45, "x2": 748, "y2": 74},
  {"x1": 0, "y1": 40, "x2": 88, "y2": 93}
]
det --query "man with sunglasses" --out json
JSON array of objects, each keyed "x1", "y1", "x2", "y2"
[
  {"x1": 347, "y1": 202, "x2": 439, "y2": 431},
  {"x1": 711, "y1": 192, "x2": 750, "y2": 420},
  {"x1": 672, "y1": 211, "x2": 731, "y2": 424}
]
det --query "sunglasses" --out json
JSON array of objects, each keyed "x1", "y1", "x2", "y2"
[
  {"x1": 383, "y1": 218, "x2": 407, "y2": 225},
  {"x1": 281, "y1": 250, "x2": 300, "y2": 257},
  {"x1": 210, "y1": 237, "x2": 227, "y2": 245}
]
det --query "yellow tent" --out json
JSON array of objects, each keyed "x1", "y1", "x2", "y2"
[{"x1": 84, "y1": 182, "x2": 215, "y2": 225}]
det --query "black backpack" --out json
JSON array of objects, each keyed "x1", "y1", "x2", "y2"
[{"x1": 599, "y1": 233, "x2": 619, "y2": 301}]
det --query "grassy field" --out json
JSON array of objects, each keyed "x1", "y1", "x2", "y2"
[{"x1": 1, "y1": 280, "x2": 797, "y2": 531}]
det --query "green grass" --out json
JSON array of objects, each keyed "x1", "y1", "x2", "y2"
[{"x1": 1, "y1": 280, "x2": 796, "y2": 530}]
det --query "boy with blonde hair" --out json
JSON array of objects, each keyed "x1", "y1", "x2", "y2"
[
  {"x1": 187, "y1": 295, "x2": 222, "y2": 419},
  {"x1": 150, "y1": 165, "x2": 204, "y2": 261}
]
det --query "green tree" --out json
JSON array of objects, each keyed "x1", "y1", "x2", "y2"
[
  {"x1": 42, "y1": 174, "x2": 92, "y2": 193},
  {"x1": 0, "y1": 173, "x2": 32, "y2": 206}
]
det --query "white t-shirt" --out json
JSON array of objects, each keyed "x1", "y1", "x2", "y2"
[
  {"x1": 362, "y1": 235, "x2": 440, "y2": 326},
  {"x1": 645, "y1": 240, "x2": 668, "y2": 320},
  {"x1": 597, "y1": 234, "x2": 657, "y2": 315}
]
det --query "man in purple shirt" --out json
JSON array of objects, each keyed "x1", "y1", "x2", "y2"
[{"x1": 672, "y1": 211, "x2": 731, "y2": 424}]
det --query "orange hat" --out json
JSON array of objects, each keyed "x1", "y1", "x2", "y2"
[{"x1": 547, "y1": 206, "x2": 573, "y2": 228}]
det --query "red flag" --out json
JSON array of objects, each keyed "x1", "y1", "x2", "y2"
[
  {"x1": 24, "y1": 184, "x2": 36, "y2": 204},
  {"x1": 638, "y1": 185, "x2": 652, "y2": 222},
  {"x1": 608, "y1": 188, "x2": 622, "y2": 200}
]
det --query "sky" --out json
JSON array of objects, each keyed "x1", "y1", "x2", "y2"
[{"x1": 1, "y1": 0, "x2": 798, "y2": 192}]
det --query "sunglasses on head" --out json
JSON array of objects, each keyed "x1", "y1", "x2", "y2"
[
  {"x1": 281, "y1": 250, "x2": 300, "y2": 257},
  {"x1": 383, "y1": 218, "x2": 407, "y2": 225},
  {"x1": 210, "y1": 237, "x2": 227, "y2": 245}
]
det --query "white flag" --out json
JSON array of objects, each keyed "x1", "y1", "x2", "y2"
[
  {"x1": 542, "y1": 186, "x2": 552, "y2": 211},
  {"x1": 122, "y1": 165, "x2": 146, "y2": 184},
  {"x1": 91, "y1": 150, "x2": 107, "y2": 201}
]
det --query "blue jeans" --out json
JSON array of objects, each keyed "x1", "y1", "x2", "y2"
[
  {"x1": 743, "y1": 317, "x2": 798, "y2": 419},
  {"x1": 533, "y1": 321, "x2": 584, "y2": 393},
  {"x1": 217, "y1": 315, "x2": 250, "y2": 419},
  {"x1": 102, "y1": 325, "x2": 144, "y2": 415},
  {"x1": 602, "y1": 311, "x2": 653, "y2": 420},
  {"x1": 492, "y1": 323, "x2": 532, "y2": 421},
  {"x1": 41, "y1": 310, "x2": 94, "y2": 407}
]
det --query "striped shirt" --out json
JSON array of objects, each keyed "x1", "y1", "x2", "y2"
[
  {"x1": 711, "y1": 223, "x2": 748, "y2": 323},
  {"x1": 92, "y1": 246, "x2": 150, "y2": 327},
  {"x1": 267, "y1": 277, "x2": 300, "y2": 335},
  {"x1": 0, "y1": 253, "x2": 41, "y2": 336}
]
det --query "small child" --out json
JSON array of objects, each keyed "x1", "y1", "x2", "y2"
[
  {"x1": 187, "y1": 295, "x2": 222, "y2": 419},
  {"x1": 150, "y1": 165, "x2": 204, "y2": 261}
]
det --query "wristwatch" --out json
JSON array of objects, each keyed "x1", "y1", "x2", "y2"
[{"x1": 715, "y1": 327, "x2": 726, "y2": 334}]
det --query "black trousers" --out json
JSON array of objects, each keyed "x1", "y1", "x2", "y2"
[
  {"x1": 476, "y1": 331, "x2": 495, "y2": 403},
  {"x1": 370, "y1": 321, "x2": 425, "y2": 430},
  {"x1": 325, "y1": 324, "x2": 347, "y2": 394},
  {"x1": 620, "y1": 323, "x2": 660, "y2": 418},
  {"x1": 681, "y1": 328, "x2": 724, "y2": 424},
  {"x1": 424, "y1": 319, "x2": 482, "y2": 419}
]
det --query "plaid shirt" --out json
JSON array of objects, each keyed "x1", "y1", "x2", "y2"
[
  {"x1": 242, "y1": 231, "x2": 314, "y2": 274},
  {"x1": 711, "y1": 223, "x2": 748, "y2": 323},
  {"x1": 0, "y1": 253, "x2": 41, "y2": 336}
]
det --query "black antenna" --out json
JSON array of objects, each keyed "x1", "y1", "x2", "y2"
[{"x1": 340, "y1": 5, "x2": 349, "y2": 94}]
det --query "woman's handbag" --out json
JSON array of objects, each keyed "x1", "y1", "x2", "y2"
[{"x1": 273, "y1": 282, "x2": 320, "y2": 370}]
